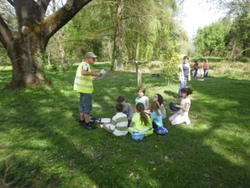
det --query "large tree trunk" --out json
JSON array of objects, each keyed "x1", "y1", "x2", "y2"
[
  {"x1": 6, "y1": 35, "x2": 45, "y2": 89},
  {"x1": 111, "y1": 0, "x2": 123, "y2": 71},
  {"x1": 0, "y1": 0, "x2": 92, "y2": 89},
  {"x1": 6, "y1": 0, "x2": 45, "y2": 88}
]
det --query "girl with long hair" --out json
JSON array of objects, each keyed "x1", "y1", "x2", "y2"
[
  {"x1": 153, "y1": 93, "x2": 166, "y2": 119},
  {"x1": 150, "y1": 101, "x2": 168, "y2": 134},
  {"x1": 128, "y1": 103, "x2": 153, "y2": 135}
]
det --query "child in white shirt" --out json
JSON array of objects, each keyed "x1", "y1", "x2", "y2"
[{"x1": 169, "y1": 88, "x2": 193, "y2": 125}]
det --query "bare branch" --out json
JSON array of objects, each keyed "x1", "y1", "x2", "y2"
[
  {"x1": 43, "y1": 0, "x2": 92, "y2": 42},
  {"x1": 37, "y1": 0, "x2": 51, "y2": 20}
]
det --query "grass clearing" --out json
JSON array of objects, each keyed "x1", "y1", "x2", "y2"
[{"x1": 0, "y1": 63, "x2": 249, "y2": 187}]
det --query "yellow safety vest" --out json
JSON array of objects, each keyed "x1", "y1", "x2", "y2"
[{"x1": 74, "y1": 62, "x2": 93, "y2": 93}]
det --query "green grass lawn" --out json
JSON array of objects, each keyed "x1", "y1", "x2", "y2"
[{"x1": 0, "y1": 64, "x2": 249, "y2": 187}]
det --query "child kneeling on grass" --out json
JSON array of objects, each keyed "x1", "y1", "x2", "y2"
[
  {"x1": 102, "y1": 103, "x2": 128, "y2": 136},
  {"x1": 128, "y1": 103, "x2": 153, "y2": 136},
  {"x1": 169, "y1": 87, "x2": 193, "y2": 125}
]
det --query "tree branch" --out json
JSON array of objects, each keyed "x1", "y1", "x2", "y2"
[
  {"x1": 43, "y1": 0, "x2": 92, "y2": 42},
  {"x1": 37, "y1": 0, "x2": 51, "y2": 21},
  {"x1": 0, "y1": 14, "x2": 14, "y2": 49}
]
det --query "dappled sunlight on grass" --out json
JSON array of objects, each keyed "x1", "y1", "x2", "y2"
[
  {"x1": 1, "y1": 65, "x2": 250, "y2": 187},
  {"x1": 204, "y1": 129, "x2": 249, "y2": 166}
]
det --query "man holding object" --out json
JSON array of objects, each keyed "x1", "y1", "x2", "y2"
[{"x1": 74, "y1": 52, "x2": 102, "y2": 130}]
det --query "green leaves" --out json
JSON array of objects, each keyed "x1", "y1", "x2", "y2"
[{"x1": 194, "y1": 22, "x2": 228, "y2": 56}]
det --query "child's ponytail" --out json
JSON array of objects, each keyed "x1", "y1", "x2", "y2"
[{"x1": 136, "y1": 103, "x2": 150, "y2": 126}]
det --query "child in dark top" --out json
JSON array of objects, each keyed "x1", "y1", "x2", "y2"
[
  {"x1": 193, "y1": 60, "x2": 199, "y2": 77},
  {"x1": 117, "y1": 96, "x2": 133, "y2": 126}
]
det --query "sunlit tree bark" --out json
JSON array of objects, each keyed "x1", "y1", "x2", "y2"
[{"x1": 0, "y1": 0, "x2": 91, "y2": 89}]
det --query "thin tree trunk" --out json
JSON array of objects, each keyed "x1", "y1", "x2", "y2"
[{"x1": 111, "y1": 0, "x2": 123, "y2": 71}]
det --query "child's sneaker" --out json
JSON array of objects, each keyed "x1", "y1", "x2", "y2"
[{"x1": 89, "y1": 116, "x2": 101, "y2": 123}]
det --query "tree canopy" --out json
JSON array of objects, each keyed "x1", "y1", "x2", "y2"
[{"x1": 193, "y1": 0, "x2": 250, "y2": 61}]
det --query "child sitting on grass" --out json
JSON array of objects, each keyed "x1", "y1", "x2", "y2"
[
  {"x1": 153, "y1": 93, "x2": 167, "y2": 119},
  {"x1": 135, "y1": 88, "x2": 150, "y2": 111},
  {"x1": 128, "y1": 103, "x2": 153, "y2": 135},
  {"x1": 117, "y1": 96, "x2": 133, "y2": 126},
  {"x1": 169, "y1": 87, "x2": 193, "y2": 125},
  {"x1": 102, "y1": 103, "x2": 128, "y2": 136},
  {"x1": 150, "y1": 101, "x2": 168, "y2": 134}
]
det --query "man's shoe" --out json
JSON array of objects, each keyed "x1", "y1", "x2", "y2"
[{"x1": 85, "y1": 123, "x2": 97, "y2": 130}]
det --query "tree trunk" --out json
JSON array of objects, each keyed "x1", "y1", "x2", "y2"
[
  {"x1": 111, "y1": 0, "x2": 123, "y2": 71},
  {"x1": 4, "y1": 0, "x2": 47, "y2": 89},
  {"x1": 0, "y1": 0, "x2": 92, "y2": 89},
  {"x1": 6, "y1": 37, "x2": 46, "y2": 89}
]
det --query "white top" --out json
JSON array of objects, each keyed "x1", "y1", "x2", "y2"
[
  {"x1": 179, "y1": 97, "x2": 191, "y2": 116},
  {"x1": 179, "y1": 63, "x2": 191, "y2": 81},
  {"x1": 160, "y1": 103, "x2": 167, "y2": 119}
]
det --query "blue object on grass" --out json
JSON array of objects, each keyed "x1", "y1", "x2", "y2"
[
  {"x1": 131, "y1": 132, "x2": 145, "y2": 142},
  {"x1": 169, "y1": 102, "x2": 180, "y2": 111},
  {"x1": 155, "y1": 126, "x2": 168, "y2": 135}
]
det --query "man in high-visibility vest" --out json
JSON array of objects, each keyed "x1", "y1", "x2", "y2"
[{"x1": 74, "y1": 52, "x2": 102, "y2": 130}]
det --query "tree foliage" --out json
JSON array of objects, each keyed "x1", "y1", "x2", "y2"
[
  {"x1": 64, "y1": 0, "x2": 183, "y2": 67},
  {"x1": 226, "y1": 0, "x2": 250, "y2": 61},
  {"x1": 194, "y1": 22, "x2": 229, "y2": 56},
  {"x1": 194, "y1": 0, "x2": 250, "y2": 61}
]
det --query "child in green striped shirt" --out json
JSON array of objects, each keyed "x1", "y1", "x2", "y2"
[{"x1": 102, "y1": 103, "x2": 128, "y2": 136}]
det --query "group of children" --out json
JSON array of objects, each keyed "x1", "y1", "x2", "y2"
[{"x1": 101, "y1": 87, "x2": 193, "y2": 138}]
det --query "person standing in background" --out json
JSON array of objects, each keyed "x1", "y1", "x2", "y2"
[
  {"x1": 193, "y1": 60, "x2": 199, "y2": 77},
  {"x1": 178, "y1": 56, "x2": 191, "y2": 97},
  {"x1": 203, "y1": 59, "x2": 209, "y2": 77}
]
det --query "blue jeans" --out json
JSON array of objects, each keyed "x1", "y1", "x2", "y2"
[
  {"x1": 204, "y1": 69, "x2": 208, "y2": 77},
  {"x1": 178, "y1": 78, "x2": 187, "y2": 97}
]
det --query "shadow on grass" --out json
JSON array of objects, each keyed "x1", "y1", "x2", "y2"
[
  {"x1": 163, "y1": 90, "x2": 178, "y2": 98},
  {"x1": 0, "y1": 68, "x2": 249, "y2": 187}
]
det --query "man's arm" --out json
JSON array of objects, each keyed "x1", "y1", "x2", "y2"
[{"x1": 82, "y1": 68, "x2": 102, "y2": 77}]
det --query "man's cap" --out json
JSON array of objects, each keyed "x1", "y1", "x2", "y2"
[{"x1": 85, "y1": 52, "x2": 97, "y2": 58}]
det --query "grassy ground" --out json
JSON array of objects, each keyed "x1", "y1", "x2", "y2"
[{"x1": 0, "y1": 63, "x2": 249, "y2": 187}]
